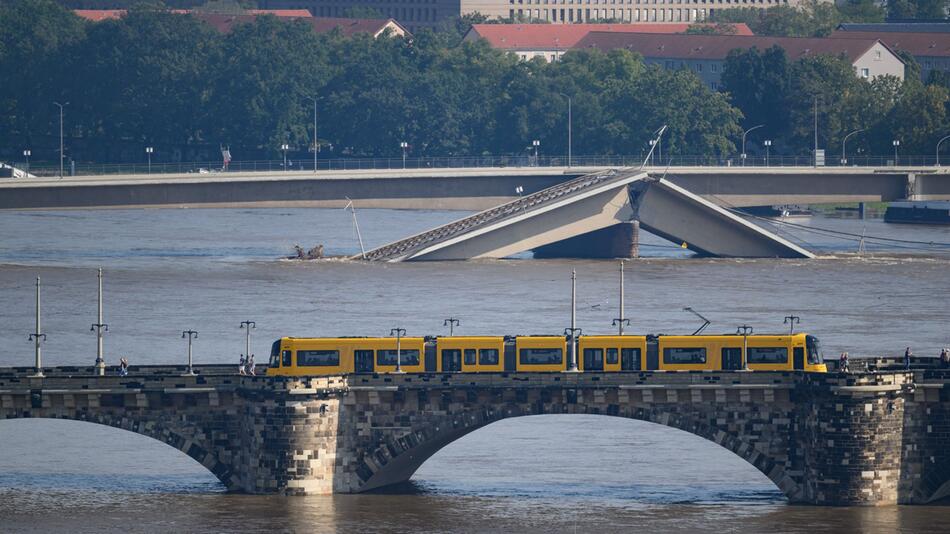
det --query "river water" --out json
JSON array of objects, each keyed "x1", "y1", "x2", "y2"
[{"x1": 0, "y1": 207, "x2": 949, "y2": 532}]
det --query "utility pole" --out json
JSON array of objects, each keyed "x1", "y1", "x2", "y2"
[
  {"x1": 784, "y1": 315, "x2": 800, "y2": 335},
  {"x1": 737, "y1": 325, "x2": 753, "y2": 371},
  {"x1": 443, "y1": 318, "x2": 459, "y2": 336},
  {"x1": 54, "y1": 102, "x2": 68, "y2": 179},
  {"x1": 28, "y1": 276, "x2": 45, "y2": 378},
  {"x1": 240, "y1": 320, "x2": 256, "y2": 365},
  {"x1": 612, "y1": 261, "x2": 630, "y2": 335},
  {"x1": 308, "y1": 96, "x2": 318, "y2": 172},
  {"x1": 91, "y1": 268, "x2": 108, "y2": 376},
  {"x1": 564, "y1": 269, "x2": 580, "y2": 372},
  {"x1": 182, "y1": 330, "x2": 198, "y2": 376},
  {"x1": 390, "y1": 328, "x2": 406, "y2": 373},
  {"x1": 813, "y1": 97, "x2": 818, "y2": 167}
]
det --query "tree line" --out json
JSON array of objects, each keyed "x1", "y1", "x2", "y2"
[{"x1": 0, "y1": 0, "x2": 947, "y2": 166}]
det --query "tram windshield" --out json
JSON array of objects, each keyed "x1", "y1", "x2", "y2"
[
  {"x1": 806, "y1": 335, "x2": 824, "y2": 364},
  {"x1": 269, "y1": 340, "x2": 281, "y2": 367}
]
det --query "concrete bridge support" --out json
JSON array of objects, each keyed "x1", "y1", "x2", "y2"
[{"x1": 629, "y1": 178, "x2": 814, "y2": 258}]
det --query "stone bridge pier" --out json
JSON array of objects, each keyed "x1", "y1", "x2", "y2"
[{"x1": 1, "y1": 366, "x2": 949, "y2": 505}]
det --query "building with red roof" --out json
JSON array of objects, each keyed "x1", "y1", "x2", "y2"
[
  {"x1": 830, "y1": 30, "x2": 950, "y2": 81},
  {"x1": 464, "y1": 22, "x2": 753, "y2": 62},
  {"x1": 574, "y1": 32, "x2": 904, "y2": 89}
]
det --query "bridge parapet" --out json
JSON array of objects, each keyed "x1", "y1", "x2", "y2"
[{"x1": 1, "y1": 367, "x2": 948, "y2": 505}]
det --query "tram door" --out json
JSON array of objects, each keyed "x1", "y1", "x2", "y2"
[
  {"x1": 793, "y1": 347, "x2": 805, "y2": 370},
  {"x1": 355, "y1": 350, "x2": 374, "y2": 373},
  {"x1": 442, "y1": 349, "x2": 462, "y2": 372},
  {"x1": 583, "y1": 348, "x2": 604, "y2": 371},
  {"x1": 722, "y1": 348, "x2": 742, "y2": 371},
  {"x1": 646, "y1": 341, "x2": 659, "y2": 370}
]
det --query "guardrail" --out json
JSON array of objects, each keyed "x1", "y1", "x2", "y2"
[{"x1": 4, "y1": 154, "x2": 947, "y2": 178}]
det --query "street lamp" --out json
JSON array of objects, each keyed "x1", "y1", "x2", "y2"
[
  {"x1": 28, "y1": 276, "x2": 45, "y2": 378},
  {"x1": 841, "y1": 129, "x2": 865, "y2": 166},
  {"x1": 784, "y1": 315, "x2": 800, "y2": 335},
  {"x1": 936, "y1": 134, "x2": 950, "y2": 166},
  {"x1": 390, "y1": 327, "x2": 406, "y2": 373},
  {"x1": 182, "y1": 330, "x2": 198, "y2": 376},
  {"x1": 557, "y1": 93, "x2": 572, "y2": 167},
  {"x1": 22, "y1": 149, "x2": 30, "y2": 176},
  {"x1": 307, "y1": 96, "x2": 319, "y2": 172},
  {"x1": 280, "y1": 143, "x2": 289, "y2": 171},
  {"x1": 400, "y1": 141, "x2": 408, "y2": 169},
  {"x1": 763, "y1": 140, "x2": 772, "y2": 167},
  {"x1": 892, "y1": 139, "x2": 900, "y2": 165},
  {"x1": 240, "y1": 320, "x2": 256, "y2": 368},
  {"x1": 145, "y1": 146, "x2": 154, "y2": 174},
  {"x1": 53, "y1": 101, "x2": 68, "y2": 179},
  {"x1": 443, "y1": 318, "x2": 459, "y2": 336},
  {"x1": 91, "y1": 268, "x2": 108, "y2": 376},
  {"x1": 532, "y1": 139, "x2": 540, "y2": 165},
  {"x1": 741, "y1": 124, "x2": 764, "y2": 166}
]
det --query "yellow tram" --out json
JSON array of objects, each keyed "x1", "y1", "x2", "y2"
[{"x1": 266, "y1": 332, "x2": 827, "y2": 375}]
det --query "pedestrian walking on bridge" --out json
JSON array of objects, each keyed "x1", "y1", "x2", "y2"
[
  {"x1": 904, "y1": 347, "x2": 912, "y2": 370},
  {"x1": 940, "y1": 348, "x2": 949, "y2": 369},
  {"x1": 239, "y1": 354, "x2": 247, "y2": 375}
]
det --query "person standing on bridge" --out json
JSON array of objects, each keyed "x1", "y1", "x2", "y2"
[
  {"x1": 839, "y1": 352, "x2": 849, "y2": 373},
  {"x1": 940, "y1": 348, "x2": 949, "y2": 369},
  {"x1": 239, "y1": 354, "x2": 247, "y2": 376},
  {"x1": 247, "y1": 354, "x2": 255, "y2": 376},
  {"x1": 904, "y1": 347, "x2": 913, "y2": 370},
  {"x1": 119, "y1": 357, "x2": 129, "y2": 376}
]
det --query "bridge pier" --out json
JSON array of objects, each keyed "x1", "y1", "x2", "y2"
[{"x1": 1, "y1": 367, "x2": 949, "y2": 504}]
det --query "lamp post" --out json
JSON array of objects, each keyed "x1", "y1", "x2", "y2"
[
  {"x1": 741, "y1": 124, "x2": 764, "y2": 166},
  {"x1": 400, "y1": 141, "x2": 408, "y2": 169},
  {"x1": 784, "y1": 315, "x2": 800, "y2": 335},
  {"x1": 564, "y1": 269, "x2": 580, "y2": 372},
  {"x1": 54, "y1": 101, "x2": 68, "y2": 179},
  {"x1": 557, "y1": 93, "x2": 572, "y2": 167},
  {"x1": 893, "y1": 139, "x2": 900, "y2": 165},
  {"x1": 280, "y1": 143, "x2": 289, "y2": 171},
  {"x1": 240, "y1": 320, "x2": 256, "y2": 366},
  {"x1": 390, "y1": 327, "x2": 406, "y2": 373},
  {"x1": 182, "y1": 330, "x2": 198, "y2": 376},
  {"x1": 841, "y1": 128, "x2": 865, "y2": 166},
  {"x1": 763, "y1": 140, "x2": 771, "y2": 167},
  {"x1": 737, "y1": 324, "x2": 753, "y2": 370},
  {"x1": 307, "y1": 96, "x2": 318, "y2": 172},
  {"x1": 937, "y1": 134, "x2": 950, "y2": 166},
  {"x1": 612, "y1": 261, "x2": 630, "y2": 335},
  {"x1": 443, "y1": 318, "x2": 459, "y2": 336},
  {"x1": 28, "y1": 276, "x2": 45, "y2": 378},
  {"x1": 91, "y1": 268, "x2": 108, "y2": 376},
  {"x1": 813, "y1": 96, "x2": 819, "y2": 168},
  {"x1": 145, "y1": 146, "x2": 154, "y2": 174},
  {"x1": 532, "y1": 139, "x2": 540, "y2": 165}
]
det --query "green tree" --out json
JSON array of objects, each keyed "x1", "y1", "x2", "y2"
[
  {"x1": 721, "y1": 46, "x2": 791, "y2": 137},
  {"x1": 0, "y1": 0, "x2": 87, "y2": 158}
]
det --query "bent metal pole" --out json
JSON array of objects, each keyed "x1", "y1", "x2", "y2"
[{"x1": 29, "y1": 276, "x2": 45, "y2": 378}]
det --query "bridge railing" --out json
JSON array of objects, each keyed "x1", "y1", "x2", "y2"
[{"x1": 6, "y1": 154, "x2": 947, "y2": 178}]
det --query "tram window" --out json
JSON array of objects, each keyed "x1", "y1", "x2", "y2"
[
  {"x1": 464, "y1": 349, "x2": 477, "y2": 365},
  {"x1": 621, "y1": 348, "x2": 641, "y2": 370},
  {"x1": 519, "y1": 348, "x2": 563, "y2": 365},
  {"x1": 297, "y1": 350, "x2": 340, "y2": 367},
  {"x1": 377, "y1": 349, "x2": 420, "y2": 366},
  {"x1": 747, "y1": 347, "x2": 788, "y2": 364},
  {"x1": 282, "y1": 350, "x2": 292, "y2": 367},
  {"x1": 479, "y1": 349, "x2": 500, "y2": 365},
  {"x1": 663, "y1": 347, "x2": 706, "y2": 364},
  {"x1": 806, "y1": 335, "x2": 824, "y2": 364},
  {"x1": 270, "y1": 341, "x2": 281, "y2": 367},
  {"x1": 606, "y1": 348, "x2": 619, "y2": 365}
]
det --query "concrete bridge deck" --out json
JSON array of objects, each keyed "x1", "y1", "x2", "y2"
[
  {"x1": 2, "y1": 365, "x2": 949, "y2": 505},
  {"x1": 1, "y1": 166, "x2": 948, "y2": 211}
]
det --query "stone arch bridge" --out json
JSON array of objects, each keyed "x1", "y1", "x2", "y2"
[{"x1": 1, "y1": 366, "x2": 949, "y2": 505}]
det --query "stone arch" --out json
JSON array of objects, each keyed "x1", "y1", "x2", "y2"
[
  {"x1": 354, "y1": 404, "x2": 803, "y2": 502},
  {"x1": 0, "y1": 411, "x2": 233, "y2": 490}
]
